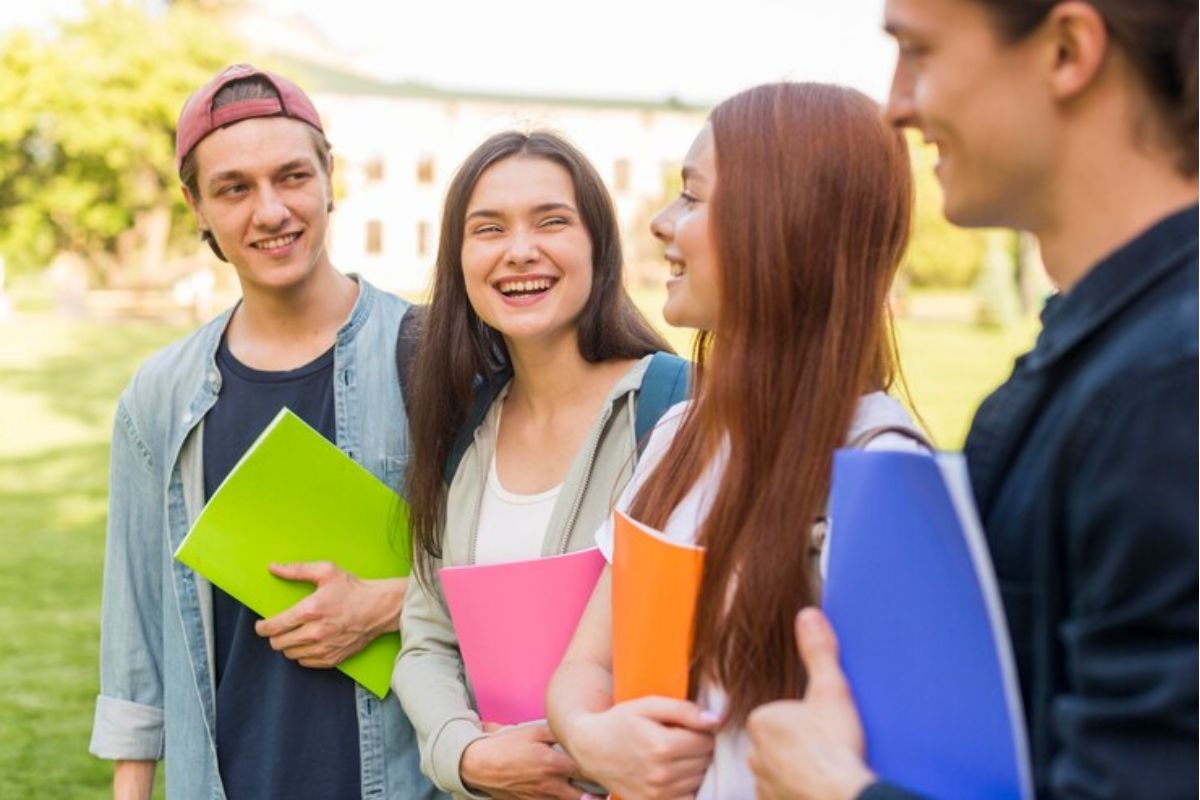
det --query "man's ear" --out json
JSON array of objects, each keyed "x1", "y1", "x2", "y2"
[
  {"x1": 181, "y1": 185, "x2": 209, "y2": 233},
  {"x1": 324, "y1": 154, "x2": 335, "y2": 212},
  {"x1": 1045, "y1": 1, "x2": 1109, "y2": 101}
]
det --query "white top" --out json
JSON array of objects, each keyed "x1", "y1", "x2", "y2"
[
  {"x1": 473, "y1": 393, "x2": 563, "y2": 565},
  {"x1": 595, "y1": 391, "x2": 927, "y2": 800}
]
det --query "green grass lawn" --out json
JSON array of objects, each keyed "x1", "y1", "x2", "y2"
[
  {"x1": 0, "y1": 302, "x2": 1037, "y2": 797},
  {"x1": 0, "y1": 318, "x2": 186, "y2": 799}
]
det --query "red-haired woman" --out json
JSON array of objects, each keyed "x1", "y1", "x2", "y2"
[{"x1": 546, "y1": 82, "x2": 928, "y2": 799}]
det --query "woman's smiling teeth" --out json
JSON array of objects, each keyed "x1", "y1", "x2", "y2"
[
  {"x1": 497, "y1": 277, "x2": 556, "y2": 296},
  {"x1": 253, "y1": 232, "x2": 300, "y2": 250},
  {"x1": 668, "y1": 259, "x2": 686, "y2": 277}
]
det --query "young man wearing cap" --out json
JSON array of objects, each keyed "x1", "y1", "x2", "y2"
[{"x1": 88, "y1": 65, "x2": 440, "y2": 799}]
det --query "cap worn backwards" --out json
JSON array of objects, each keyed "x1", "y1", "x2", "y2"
[{"x1": 174, "y1": 63, "x2": 324, "y2": 173}]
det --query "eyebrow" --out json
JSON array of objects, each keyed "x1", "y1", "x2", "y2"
[
  {"x1": 207, "y1": 169, "x2": 247, "y2": 190},
  {"x1": 206, "y1": 159, "x2": 315, "y2": 190},
  {"x1": 682, "y1": 165, "x2": 707, "y2": 185},
  {"x1": 464, "y1": 202, "x2": 577, "y2": 222}
]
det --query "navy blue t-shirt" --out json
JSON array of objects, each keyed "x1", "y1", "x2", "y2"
[{"x1": 203, "y1": 337, "x2": 361, "y2": 799}]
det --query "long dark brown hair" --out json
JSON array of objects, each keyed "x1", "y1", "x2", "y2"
[
  {"x1": 629, "y1": 83, "x2": 914, "y2": 724},
  {"x1": 406, "y1": 130, "x2": 669, "y2": 584}
]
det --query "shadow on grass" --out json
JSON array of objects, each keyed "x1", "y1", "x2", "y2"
[
  {"x1": 0, "y1": 322, "x2": 188, "y2": 433},
  {"x1": 0, "y1": 441, "x2": 115, "y2": 797},
  {"x1": 0, "y1": 320, "x2": 184, "y2": 800}
]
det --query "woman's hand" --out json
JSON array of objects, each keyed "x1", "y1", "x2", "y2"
[
  {"x1": 459, "y1": 722, "x2": 581, "y2": 800},
  {"x1": 561, "y1": 696, "x2": 718, "y2": 800}
]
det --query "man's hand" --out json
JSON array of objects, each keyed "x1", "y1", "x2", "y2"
[
  {"x1": 747, "y1": 608, "x2": 875, "y2": 800},
  {"x1": 254, "y1": 562, "x2": 406, "y2": 668}
]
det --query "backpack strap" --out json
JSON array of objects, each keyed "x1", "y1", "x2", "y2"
[
  {"x1": 634, "y1": 352, "x2": 692, "y2": 457},
  {"x1": 394, "y1": 303, "x2": 427, "y2": 414},
  {"x1": 844, "y1": 423, "x2": 933, "y2": 452},
  {"x1": 443, "y1": 372, "x2": 509, "y2": 484},
  {"x1": 813, "y1": 422, "x2": 933, "y2": 574},
  {"x1": 394, "y1": 304, "x2": 510, "y2": 484},
  {"x1": 446, "y1": 353, "x2": 689, "y2": 480},
  {"x1": 406, "y1": 329, "x2": 691, "y2": 483}
]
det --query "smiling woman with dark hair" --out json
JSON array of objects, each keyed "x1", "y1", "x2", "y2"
[{"x1": 393, "y1": 130, "x2": 682, "y2": 800}]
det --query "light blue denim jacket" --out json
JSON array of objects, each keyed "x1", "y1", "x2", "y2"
[{"x1": 88, "y1": 278, "x2": 442, "y2": 799}]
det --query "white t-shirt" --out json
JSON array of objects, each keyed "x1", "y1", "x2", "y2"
[
  {"x1": 473, "y1": 392, "x2": 563, "y2": 565},
  {"x1": 595, "y1": 391, "x2": 927, "y2": 800}
]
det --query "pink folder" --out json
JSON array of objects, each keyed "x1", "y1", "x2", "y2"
[{"x1": 440, "y1": 548, "x2": 607, "y2": 724}]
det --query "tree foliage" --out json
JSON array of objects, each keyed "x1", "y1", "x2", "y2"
[
  {"x1": 0, "y1": 1, "x2": 240, "y2": 284},
  {"x1": 903, "y1": 133, "x2": 989, "y2": 289}
]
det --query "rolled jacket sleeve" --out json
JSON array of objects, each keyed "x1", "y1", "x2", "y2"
[
  {"x1": 89, "y1": 396, "x2": 167, "y2": 761},
  {"x1": 393, "y1": 570, "x2": 488, "y2": 799}
]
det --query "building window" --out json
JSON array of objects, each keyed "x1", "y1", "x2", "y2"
[
  {"x1": 416, "y1": 221, "x2": 430, "y2": 257},
  {"x1": 365, "y1": 156, "x2": 385, "y2": 182},
  {"x1": 366, "y1": 220, "x2": 383, "y2": 255},
  {"x1": 417, "y1": 156, "x2": 435, "y2": 185},
  {"x1": 613, "y1": 158, "x2": 632, "y2": 193}
]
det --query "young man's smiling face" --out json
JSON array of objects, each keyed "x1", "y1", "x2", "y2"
[
  {"x1": 883, "y1": 0, "x2": 1060, "y2": 230},
  {"x1": 184, "y1": 116, "x2": 334, "y2": 293}
]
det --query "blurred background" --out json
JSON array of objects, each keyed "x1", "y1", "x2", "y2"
[{"x1": 0, "y1": 1, "x2": 1047, "y2": 796}]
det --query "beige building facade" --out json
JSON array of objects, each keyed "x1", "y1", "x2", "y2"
[{"x1": 287, "y1": 63, "x2": 710, "y2": 294}]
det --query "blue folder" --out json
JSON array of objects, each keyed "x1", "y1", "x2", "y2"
[{"x1": 823, "y1": 450, "x2": 1032, "y2": 799}]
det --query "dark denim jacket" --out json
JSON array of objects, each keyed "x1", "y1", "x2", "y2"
[{"x1": 864, "y1": 205, "x2": 1198, "y2": 800}]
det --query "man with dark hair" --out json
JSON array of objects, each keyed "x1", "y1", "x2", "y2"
[
  {"x1": 88, "y1": 64, "x2": 440, "y2": 799},
  {"x1": 746, "y1": 1, "x2": 1197, "y2": 798}
]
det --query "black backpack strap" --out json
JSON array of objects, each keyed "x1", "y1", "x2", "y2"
[
  {"x1": 437, "y1": 351, "x2": 689, "y2": 484},
  {"x1": 394, "y1": 303, "x2": 427, "y2": 414},
  {"x1": 443, "y1": 371, "x2": 510, "y2": 484},
  {"x1": 635, "y1": 352, "x2": 692, "y2": 456},
  {"x1": 395, "y1": 303, "x2": 507, "y2": 483}
]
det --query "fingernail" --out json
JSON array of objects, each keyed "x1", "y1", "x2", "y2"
[{"x1": 700, "y1": 709, "x2": 720, "y2": 724}]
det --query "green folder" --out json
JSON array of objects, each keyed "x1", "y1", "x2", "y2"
[{"x1": 174, "y1": 407, "x2": 411, "y2": 698}]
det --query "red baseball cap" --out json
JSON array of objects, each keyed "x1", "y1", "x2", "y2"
[{"x1": 175, "y1": 63, "x2": 324, "y2": 173}]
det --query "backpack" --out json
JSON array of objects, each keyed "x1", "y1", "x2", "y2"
[{"x1": 394, "y1": 304, "x2": 691, "y2": 483}]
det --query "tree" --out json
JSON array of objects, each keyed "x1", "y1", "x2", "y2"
[
  {"x1": 0, "y1": 1, "x2": 241, "y2": 285},
  {"x1": 903, "y1": 133, "x2": 989, "y2": 289}
]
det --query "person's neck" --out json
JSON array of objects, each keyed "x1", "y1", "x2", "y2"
[
  {"x1": 226, "y1": 265, "x2": 359, "y2": 371},
  {"x1": 504, "y1": 333, "x2": 608, "y2": 420},
  {"x1": 1035, "y1": 165, "x2": 1195, "y2": 292},
  {"x1": 1029, "y1": 95, "x2": 1198, "y2": 291}
]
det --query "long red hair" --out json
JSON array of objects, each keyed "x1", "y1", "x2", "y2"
[{"x1": 629, "y1": 83, "x2": 914, "y2": 724}]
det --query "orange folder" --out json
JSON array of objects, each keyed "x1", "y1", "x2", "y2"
[{"x1": 611, "y1": 509, "x2": 706, "y2": 702}]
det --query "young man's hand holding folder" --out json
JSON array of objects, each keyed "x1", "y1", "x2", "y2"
[{"x1": 175, "y1": 409, "x2": 412, "y2": 699}]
